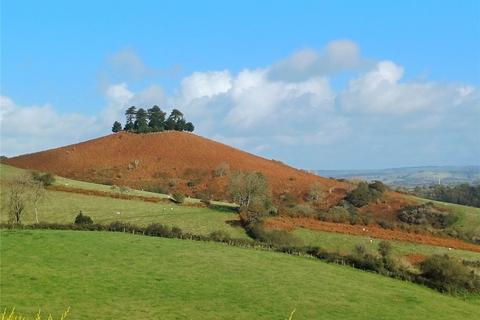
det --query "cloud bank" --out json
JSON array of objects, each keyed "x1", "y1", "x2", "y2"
[{"x1": 1, "y1": 40, "x2": 479, "y2": 168}]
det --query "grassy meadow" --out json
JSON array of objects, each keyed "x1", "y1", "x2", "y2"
[
  {"x1": 1, "y1": 229, "x2": 479, "y2": 320},
  {"x1": 293, "y1": 228, "x2": 480, "y2": 262},
  {"x1": 0, "y1": 164, "x2": 247, "y2": 239}
]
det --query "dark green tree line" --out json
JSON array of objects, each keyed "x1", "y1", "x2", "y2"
[{"x1": 112, "y1": 106, "x2": 195, "y2": 134}]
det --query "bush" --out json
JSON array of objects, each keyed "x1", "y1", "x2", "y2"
[
  {"x1": 209, "y1": 230, "x2": 232, "y2": 242},
  {"x1": 246, "y1": 223, "x2": 303, "y2": 247},
  {"x1": 145, "y1": 223, "x2": 183, "y2": 238},
  {"x1": 369, "y1": 180, "x2": 387, "y2": 193},
  {"x1": 74, "y1": 211, "x2": 93, "y2": 225},
  {"x1": 397, "y1": 203, "x2": 458, "y2": 229},
  {"x1": 378, "y1": 241, "x2": 393, "y2": 259},
  {"x1": 345, "y1": 182, "x2": 382, "y2": 207},
  {"x1": 172, "y1": 193, "x2": 185, "y2": 203},
  {"x1": 278, "y1": 192, "x2": 297, "y2": 208},
  {"x1": 31, "y1": 171, "x2": 55, "y2": 186},
  {"x1": 378, "y1": 220, "x2": 395, "y2": 230},
  {"x1": 419, "y1": 255, "x2": 480, "y2": 294},
  {"x1": 327, "y1": 206, "x2": 352, "y2": 223}
]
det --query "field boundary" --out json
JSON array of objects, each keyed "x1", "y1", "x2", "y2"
[{"x1": 265, "y1": 217, "x2": 480, "y2": 253}]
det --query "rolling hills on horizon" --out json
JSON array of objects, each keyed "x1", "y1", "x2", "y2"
[{"x1": 315, "y1": 166, "x2": 480, "y2": 187}]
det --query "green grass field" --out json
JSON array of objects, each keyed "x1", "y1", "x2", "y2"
[
  {"x1": 0, "y1": 164, "x2": 247, "y2": 239},
  {"x1": 293, "y1": 228, "x2": 480, "y2": 262},
  {"x1": 1, "y1": 229, "x2": 479, "y2": 320}
]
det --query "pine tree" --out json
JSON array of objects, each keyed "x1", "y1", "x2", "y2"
[
  {"x1": 185, "y1": 122, "x2": 195, "y2": 132},
  {"x1": 124, "y1": 106, "x2": 137, "y2": 131},
  {"x1": 147, "y1": 105, "x2": 166, "y2": 132},
  {"x1": 135, "y1": 108, "x2": 149, "y2": 133},
  {"x1": 112, "y1": 121, "x2": 122, "y2": 133},
  {"x1": 165, "y1": 109, "x2": 184, "y2": 130}
]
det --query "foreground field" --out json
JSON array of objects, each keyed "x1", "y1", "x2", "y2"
[{"x1": 1, "y1": 230, "x2": 479, "y2": 320}]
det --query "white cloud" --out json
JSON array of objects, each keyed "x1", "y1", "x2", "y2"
[
  {"x1": 0, "y1": 96, "x2": 99, "y2": 156},
  {"x1": 337, "y1": 60, "x2": 480, "y2": 115},
  {"x1": 179, "y1": 70, "x2": 232, "y2": 104},
  {"x1": 267, "y1": 40, "x2": 366, "y2": 82}
]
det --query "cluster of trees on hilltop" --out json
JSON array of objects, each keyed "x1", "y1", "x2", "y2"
[{"x1": 112, "y1": 106, "x2": 194, "y2": 133}]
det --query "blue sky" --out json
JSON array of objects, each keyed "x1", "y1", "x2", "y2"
[{"x1": 1, "y1": 0, "x2": 479, "y2": 169}]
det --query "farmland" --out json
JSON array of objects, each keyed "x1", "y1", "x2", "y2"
[{"x1": 1, "y1": 229, "x2": 479, "y2": 320}]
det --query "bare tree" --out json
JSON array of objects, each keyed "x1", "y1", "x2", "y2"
[
  {"x1": 307, "y1": 182, "x2": 324, "y2": 203},
  {"x1": 213, "y1": 162, "x2": 230, "y2": 177},
  {"x1": 30, "y1": 179, "x2": 46, "y2": 223},
  {"x1": 7, "y1": 175, "x2": 36, "y2": 224},
  {"x1": 228, "y1": 171, "x2": 269, "y2": 209},
  {"x1": 6, "y1": 175, "x2": 46, "y2": 224}
]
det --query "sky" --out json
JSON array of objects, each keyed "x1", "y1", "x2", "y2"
[{"x1": 1, "y1": 0, "x2": 479, "y2": 170}]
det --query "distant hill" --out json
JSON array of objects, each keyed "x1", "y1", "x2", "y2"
[
  {"x1": 315, "y1": 166, "x2": 480, "y2": 187},
  {"x1": 4, "y1": 131, "x2": 346, "y2": 203}
]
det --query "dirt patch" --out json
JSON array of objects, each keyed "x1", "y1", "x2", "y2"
[{"x1": 265, "y1": 216, "x2": 480, "y2": 253}]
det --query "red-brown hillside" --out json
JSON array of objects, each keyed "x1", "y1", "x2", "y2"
[{"x1": 5, "y1": 131, "x2": 348, "y2": 203}]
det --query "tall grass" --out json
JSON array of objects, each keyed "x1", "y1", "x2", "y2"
[{"x1": 1, "y1": 307, "x2": 70, "y2": 320}]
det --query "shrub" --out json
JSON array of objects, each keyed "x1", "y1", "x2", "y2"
[
  {"x1": 397, "y1": 203, "x2": 458, "y2": 228},
  {"x1": 278, "y1": 192, "x2": 297, "y2": 208},
  {"x1": 172, "y1": 193, "x2": 185, "y2": 203},
  {"x1": 345, "y1": 182, "x2": 382, "y2": 207},
  {"x1": 31, "y1": 171, "x2": 55, "y2": 186},
  {"x1": 327, "y1": 206, "x2": 352, "y2": 223},
  {"x1": 246, "y1": 223, "x2": 303, "y2": 247},
  {"x1": 306, "y1": 183, "x2": 324, "y2": 202},
  {"x1": 369, "y1": 180, "x2": 387, "y2": 193},
  {"x1": 209, "y1": 230, "x2": 232, "y2": 242},
  {"x1": 419, "y1": 255, "x2": 480, "y2": 294},
  {"x1": 378, "y1": 220, "x2": 395, "y2": 230},
  {"x1": 74, "y1": 211, "x2": 93, "y2": 225},
  {"x1": 144, "y1": 223, "x2": 183, "y2": 238},
  {"x1": 378, "y1": 241, "x2": 393, "y2": 259},
  {"x1": 213, "y1": 162, "x2": 230, "y2": 177}
]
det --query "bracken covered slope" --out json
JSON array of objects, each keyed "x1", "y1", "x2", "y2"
[{"x1": 5, "y1": 131, "x2": 347, "y2": 203}]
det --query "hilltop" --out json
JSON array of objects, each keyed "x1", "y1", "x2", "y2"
[{"x1": 4, "y1": 131, "x2": 346, "y2": 204}]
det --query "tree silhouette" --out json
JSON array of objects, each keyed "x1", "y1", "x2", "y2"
[
  {"x1": 135, "y1": 108, "x2": 149, "y2": 133},
  {"x1": 124, "y1": 106, "x2": 137, "y2": 131},
  {"x1": 147, "y1": 105, "x2": 166, "y2": 131},
  {"x1": 112, "y1": 121, "x2": 122, "y2": 133}
]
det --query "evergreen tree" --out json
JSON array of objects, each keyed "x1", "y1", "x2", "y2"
[
  {"x1": 165, "y1": 109, "x2": 184, "y2": 130},
  {"x1": 124, "y1": 106, "x2": 137, "y2": 131},
  {"x1": 175, "y1": 118, "x2": 186, "y2": 131},
  {"x1": 185, "y1": 122, "x2": 195, "y2": 132},
  {"x1": 112, "y1": 121, "x2": 122, "y2": 133},
  {"x1": 147, "y1": 105, "x2": 166, "y2": 132},
  {"x1": 135, "y1": 108, "x2": 149, "y2": 133}
]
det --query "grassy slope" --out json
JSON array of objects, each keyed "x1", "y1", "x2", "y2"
[
  {"x1": 1, "y1": 230, "x2": 479, "y2": 320},
  {"x1": 0, "y1": 164, "x2": 247, "y2": 239},
  {"x1": 293, "y1": 228, "x2": 480, "y2": 261}
]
